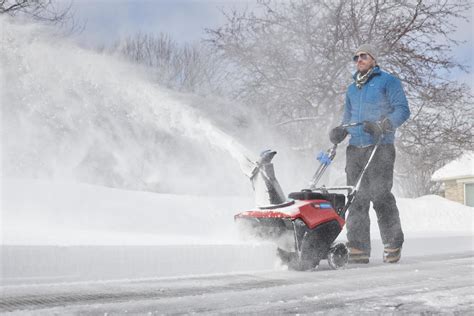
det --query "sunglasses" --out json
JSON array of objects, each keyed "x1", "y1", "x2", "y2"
[{"x1": 353, "y1": 53, "x2": 370, "y2": 62}]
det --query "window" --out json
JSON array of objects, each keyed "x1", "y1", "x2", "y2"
[{"x1": 465, "y1": 183, "x2": 474, "y2": 207}]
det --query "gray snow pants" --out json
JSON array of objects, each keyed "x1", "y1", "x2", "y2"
[{"x1": 345, "y1": 144, "x2": 404, "y2": 255}]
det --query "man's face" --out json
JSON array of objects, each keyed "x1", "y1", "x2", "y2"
[{"x1": 354, "y1": 52, "x2": 375, "y2": 73}]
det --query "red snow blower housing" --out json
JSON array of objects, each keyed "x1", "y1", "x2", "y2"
[{"x1": 235, "y1": 122, "x2": 380, "y2": 270}]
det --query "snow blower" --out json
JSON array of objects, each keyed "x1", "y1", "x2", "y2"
[{"x1": 235, "y1": 122, "x2": 381, "y2": 270}]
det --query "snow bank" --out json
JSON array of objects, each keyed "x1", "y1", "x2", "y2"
[
  {"x1": 2, "y1": 179, "x2": 472, "y2": 246},
  {"x1": 1, "y1": 179, "x2": 254, "y2": 245},
  {"x1": 342, "y1": 195, "x2": 474, "y2": 240},
  {"x1": 396, "y1": 195, "x2": 473, "y2": 237}
]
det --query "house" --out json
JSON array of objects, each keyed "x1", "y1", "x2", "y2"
[{"x1": 431, "y1": 152, "x2": 474, "y2": 207}]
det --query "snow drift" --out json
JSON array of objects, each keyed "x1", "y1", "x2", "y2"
[{"x1": 2, "y1": 179, "x2": 473, "y2": 246}]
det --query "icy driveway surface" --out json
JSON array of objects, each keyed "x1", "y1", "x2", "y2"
[{"x1": 2, "y1": 252, "x2": 473, "y2": 315}]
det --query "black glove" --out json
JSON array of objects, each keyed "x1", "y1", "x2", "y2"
[
  {"x1": 329, "y1": 126, "x2": 348, "y2": 144},
  {"x1": 363, "y1": 118, "x2": 393, "y2": 140},
  {"x1": 380, "y1": 117, "x2": 394, "y2": 133}
]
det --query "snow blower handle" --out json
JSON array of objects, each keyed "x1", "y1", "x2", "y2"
[
  {"x1": 309, "y1": 145, "x2": 337, "y2": 190},
  {"x1": 341, "y1": 122, "x2": 363, "y2": 128},
  {"x1": 308, "y1": 123, "x2": 363, "y2": 190}
]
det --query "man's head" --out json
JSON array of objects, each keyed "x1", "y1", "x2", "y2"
[{"x1": 353, "y1": 44, "x2": 377, "y2": 74}]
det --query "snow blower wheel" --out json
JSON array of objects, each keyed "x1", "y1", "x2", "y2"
[{"x1": 327, "y1": 243, "x2": 349, "y2": 270}]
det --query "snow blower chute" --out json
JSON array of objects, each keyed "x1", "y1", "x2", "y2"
[{"x1": 234, "y1": 122, "x2": 381, "y2": 270}]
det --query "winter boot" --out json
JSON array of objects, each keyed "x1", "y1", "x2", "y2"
[
  {"x1": 383, "y1": 247, "x2": 402, "y2": 263},
  {"x1": 348, "y1": 247, "x2": 369, "y2": 264}
]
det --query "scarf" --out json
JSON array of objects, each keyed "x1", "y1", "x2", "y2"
[{"x1": 355, "y1": 67, "x2": 374, "y2": 89}]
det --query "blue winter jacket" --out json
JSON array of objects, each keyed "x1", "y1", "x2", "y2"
[{"x1": 342, "y1": 66, "x2": 410, "y2": 146}]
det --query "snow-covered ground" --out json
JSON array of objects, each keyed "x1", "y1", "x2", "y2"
[
  {"x1": 1, "y1": 179, "x2": 473, "y2": 314},
  {"x1": 1, "y1": 179, "x2": 472, "y2": 282}
]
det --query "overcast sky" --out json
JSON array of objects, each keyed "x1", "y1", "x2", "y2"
[
  {"x1": 69, "y1": 0, "x2": 472, "y2": 84},
  {"x1": 71, "y1": 0, "x2": 255, "y2": 46}
]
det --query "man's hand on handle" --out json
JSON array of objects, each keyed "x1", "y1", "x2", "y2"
[
  {"x1": 329, "y1": 126, "x2": 348, "y2": 145},
  {"x1": 363, "y1": 118, "x2": 393, "y2": 140}
]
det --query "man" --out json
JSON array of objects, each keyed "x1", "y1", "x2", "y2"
[{"x1": 329, "y1": 44, "x2": 410, "y2": 264}]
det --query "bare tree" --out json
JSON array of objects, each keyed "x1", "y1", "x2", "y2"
[
  {"x1": 111, "y1": 32, "x2": 229, "y2": 96},
  {"x1": 206, "y1": 0, "x2": 473, "y2": 196},
  {"x1": 0, "y1": 0, "x2": 72, "y2": 23}
]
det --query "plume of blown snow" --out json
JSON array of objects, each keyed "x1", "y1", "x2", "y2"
[{"x1": 1, "y1": 17, "x2": 288, "y2": 196}]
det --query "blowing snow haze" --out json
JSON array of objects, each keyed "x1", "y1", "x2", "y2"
[{"x1": 1, "y1": 17, "x2": 289, "y2": 196}]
